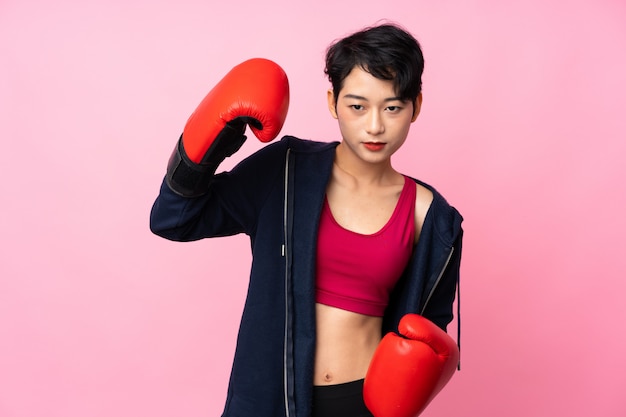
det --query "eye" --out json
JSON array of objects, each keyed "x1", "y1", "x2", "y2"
[
  {"x1": 350, "y1": 104, "x2": 364, "y2": 111},
  {"x1": 386, "y1": 105, "x2": 402, "y2": 112}
]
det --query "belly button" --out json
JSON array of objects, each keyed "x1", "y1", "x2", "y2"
[{"x1": 324, "y1": 373, "x2": 333, "y2": 382}]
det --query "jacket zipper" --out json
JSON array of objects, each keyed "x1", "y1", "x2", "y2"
[
  {"x1": 419, "y1": 246, "x2": 454, "y2": 314},
  {"x1": 282, "y1": 148, "x2": 292, "y2": 417},
  {"x1": 419, "y1": 246, "x2": 461, "y2": 370}
]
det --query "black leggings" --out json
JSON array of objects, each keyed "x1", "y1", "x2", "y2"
[{"x1": 312, "y1": 379, "x2": 374, "y2": 417}]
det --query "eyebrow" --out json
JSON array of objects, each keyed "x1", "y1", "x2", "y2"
[{"x1": 341, "y1": 93, "x2": 406, "y2": 102}]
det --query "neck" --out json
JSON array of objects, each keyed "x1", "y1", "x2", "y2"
[{"x1": 333, "y1": 142, "x2": 396, "y2": 186}]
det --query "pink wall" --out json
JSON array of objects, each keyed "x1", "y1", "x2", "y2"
[{"x1": 2, "y1": 0, "x2": 625, "y2": 416}]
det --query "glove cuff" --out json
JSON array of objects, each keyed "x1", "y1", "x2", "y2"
[{"x1": 165, "y1": 136, "x2": 218, "y2": 197}]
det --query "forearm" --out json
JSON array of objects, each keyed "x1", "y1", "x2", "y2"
[{"x1": 149, "y1": 178, "x2": 226, "y2": 241}]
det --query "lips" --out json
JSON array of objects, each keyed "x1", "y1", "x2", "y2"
[{"x1": 363, "y1": 142, "x2": 385, "y2": 151}]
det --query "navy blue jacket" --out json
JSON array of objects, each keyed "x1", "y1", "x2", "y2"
[{"x1": 150, "y1": 136, "x2": 464, "y2": 417}]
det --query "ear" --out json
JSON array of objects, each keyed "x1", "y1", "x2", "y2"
[
  {"x1": 327, "y1": 89, "x2": 338, "y2": 119},
  {"x1": 411, "y1": 93, "x2": 423, "y2": 122}
]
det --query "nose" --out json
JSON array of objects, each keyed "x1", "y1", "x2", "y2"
[{"x1": 365, "y1": 110, "x2": 385, "y2": 135}]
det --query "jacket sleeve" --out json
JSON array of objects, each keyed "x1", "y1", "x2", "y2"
[{"x1": 149, "y1": 138, "x2": 288, "y2": 241}]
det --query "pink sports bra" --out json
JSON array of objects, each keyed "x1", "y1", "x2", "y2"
[{"x1": 315, "y1": 176, "x2": 416, "y2": 317}]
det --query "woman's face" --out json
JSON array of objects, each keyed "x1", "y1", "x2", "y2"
[{"x1": 327, "y1": 66, "x2": 421, "y2": 165}]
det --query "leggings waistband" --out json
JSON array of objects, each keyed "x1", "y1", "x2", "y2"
[
  {"x1": 313, "y1": 379, "x2": 365, "y2": 399},
  {"x1": 312, "y1": 379, "x2": 373, "y2": 417}
]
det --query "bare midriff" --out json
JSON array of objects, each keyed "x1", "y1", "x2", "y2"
[{"x1": 313, "y1": 303, "x2": 383, "y2": 385}]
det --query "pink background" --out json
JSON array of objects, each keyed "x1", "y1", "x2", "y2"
[{"x1": 2, "y1": 0, "x2": 625, "y2": 416}]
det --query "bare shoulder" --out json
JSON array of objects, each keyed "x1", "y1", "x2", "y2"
[{"x1": 414, "y1": 182, "x2": 434, "y2": 243}]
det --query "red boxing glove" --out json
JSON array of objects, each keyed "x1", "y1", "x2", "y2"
[
  {"x1": 166, "y1": 58, "x2": 290, "y2": 197},
  {"x1": 363, "y1": 314, "x2": 459, "y2": 417}
]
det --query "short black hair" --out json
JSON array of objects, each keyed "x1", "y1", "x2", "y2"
[{"x1": 324, "y1": 23, "x2": 424, "y2": 105}]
